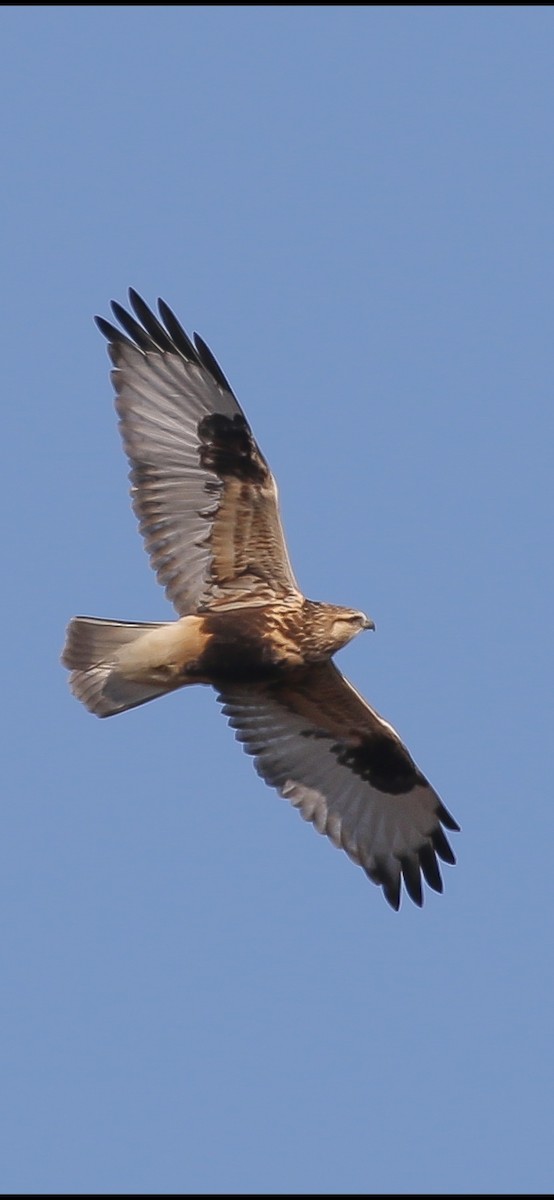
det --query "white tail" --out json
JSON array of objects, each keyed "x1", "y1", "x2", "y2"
[{"x1": 61, "y1": 616, "x2": 174, "y2": 717}]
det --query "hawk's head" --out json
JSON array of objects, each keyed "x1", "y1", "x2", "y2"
[{"x1": 306, "y1": 603, "x2": 375, "y2": 658}]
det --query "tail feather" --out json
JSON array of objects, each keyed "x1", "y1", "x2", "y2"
[{"x1": 61, "y1": 616, "x2": 172, "y2": 717}]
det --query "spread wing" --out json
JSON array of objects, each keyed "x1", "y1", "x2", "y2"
[
  {"x1": 95, "y1": 289, "x2": 301, "y2": 616},
  {"x1": 219, "y1": 661, "x2": 459, "y2": 910}
]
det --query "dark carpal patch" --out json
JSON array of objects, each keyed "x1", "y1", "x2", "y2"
[
  {"x1": 333, "y1": 728, "x2": 428, "y2": 795},
  {"x1": 198, "y1": 413, "x2": 268, "y2": 484}
]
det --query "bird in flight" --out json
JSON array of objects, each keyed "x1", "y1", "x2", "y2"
[{"x1": 62, "y1": 289, "x2": 459, "y2": 909}]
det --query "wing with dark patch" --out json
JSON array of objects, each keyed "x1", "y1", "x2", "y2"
[
  {"x1": 218, "y1": 661, "x2": 459, "y2": 910},
  {"x1": 95, "y1": 290, "x2": 300, "y2": 616}
]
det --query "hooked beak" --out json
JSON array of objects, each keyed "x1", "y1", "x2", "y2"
[{"x1": 363, "y1": 616, "x2": 375, "y2": 632}]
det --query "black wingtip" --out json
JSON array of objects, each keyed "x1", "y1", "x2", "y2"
[
  {"x1": 156, "y1": 296, "x2": 202, "y2": 363},
  {"x1": 127, "y1": 289, "x2": 175, "y2": 352},
  {"x1": 94, "y1": 313, "x2": 117, "y2": 339},
  {"x1": 193, "y1": 331, "x2": 234, "y2": 393},
  {"x1": 127, "y1": 286, "x2": 143, "y2": 310},
  {"x1": 109, "y1": 298, "x2": 156, "y2": 351},
  {"x1": 94, "y1": 313, "x2": 135, "y2": 349},
  {"x1": 384, "y1": 881, "x2": 401, "y2": 911},
  {"x1": 419, "y1": 843, "x2": 444, "y2": 894},
  {"x1": 96, "y1": 291, "x2": 236, "y2": 395},
  {"x1": 365, "y1": 860, "x2": 402, "y2": 910},
  {"x1": 400, "y1": 855, "x2": 424, "y2": 907},
  {"x1": 432, "y1": 825, "x2": 457, "y2": 866},
  {"x1": 438, "y1": 801, "x2": 461, "y2": 833}
]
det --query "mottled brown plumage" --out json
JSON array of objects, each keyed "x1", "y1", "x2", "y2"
[{"x1": 61, "y1": 290, "x2": 459, "y2": 910}]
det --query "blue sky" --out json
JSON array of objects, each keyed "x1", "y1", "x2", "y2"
[{"x1": 2, "y1": 5, "x2": 553, "y2": 1193}]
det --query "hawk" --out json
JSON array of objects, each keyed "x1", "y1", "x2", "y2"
[{"x1": 62, "y1": 289, "x2": 459, "y2": 909}]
